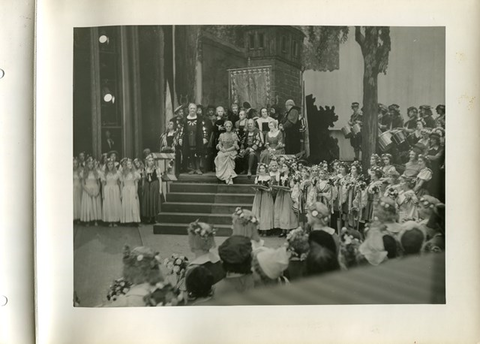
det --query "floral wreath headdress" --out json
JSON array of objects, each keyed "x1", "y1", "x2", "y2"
[
  {"x1": 350, "y1": 160, "x2": 363, "y2": 173},
  {"x1": 257, "y1": 162, "x2": 269, "y2": 172},
  {"x1": 232, "y1": 207, "x2": 258, "y2": 225},
  {"x1": 285, "y1": 227, "x2": 309, "y2": 261},
  {"x1": 187, "y1": 219, "x2": 217, "y2": 240},
  {"x1": 385, "y1": 186, "x2": 399, "y2": 199}
]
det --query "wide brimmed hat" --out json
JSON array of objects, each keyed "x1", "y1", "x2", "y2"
[
  {"x1": 174, "y1": 105, "x2": 184, "y2": 114},
  {"x1": 255, "y1": 247, "x2": 289, "y2": 280}
]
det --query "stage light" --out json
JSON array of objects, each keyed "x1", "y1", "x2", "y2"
[
  {"x1": 99, "y1": 32, "x2": 109, "y2": 44},
  {"x1": 102, "y1": 87, "x2": 115, "y2": 103}
]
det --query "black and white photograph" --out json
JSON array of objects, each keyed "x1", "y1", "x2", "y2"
[{"x1": 72, "y1": 25, "x2": 446, "y2": 307}]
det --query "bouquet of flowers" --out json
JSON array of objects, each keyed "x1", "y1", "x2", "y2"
[
  {"x1": 233, "y1": 207, "x2": 258, "y2": 225},
  {"x1": 339, "y1": 228, "x2": 363, "y2": 269},
  {"x1": 356, "y1": 181, "x2": 367, "y2": 191},
  {"x1": 106, "y1": 277, "x2": 132, "y2": 302},
  {"x1": 285, "y1": 227, "x2": 310, "y2": 261},
  {"x1": 144, "y1": 281, "x2": 184, "y2": 307},
  {"x1": 163, "y1": 254, "x2": 189, "y2": 277},
  {"x1": 386, "y1": 186, "x2": 399, "y2": 200}
]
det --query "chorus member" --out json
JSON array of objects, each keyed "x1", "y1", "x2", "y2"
[
  {"x1": 396, "y1": 175, "x2": 418, "y2": 222},
  {"x1": 179, "y1": 103, "x2": 208, "y2": 175},
  {"x1": 259, "y1": 120, "x2": 285, "y2": 164},
  {"x1": 388, "y1": 104, "x2": 404, "y2": 129},
  {"x1": 381, "y1": 154, "x2": 397, "y2": 175},
  {"x1": 78, "y1": 151, "x2": 86, "y2": 167},
  {"x1": 172, "y1": 105, "x2": 185, "y2": 174},
  {"x1": 120, "y1": 159, "x2": 141, "y2": 225},
  {"x1": 275, "y1": 164, "x2": 299, "y2": 237},
  {"x1": 403, "y1": 149, "x2": 423, "y2": 178},
  {"x1": 378, "y1": 104, "x2": 392, "y2": 132},
  {"x1": 238, "y1": 119, "x2": 262, "y2": 177},
  {"x1": 348, "y1": 102, "x2": 363, "y2": 160},
  {"x1": 315, "y1": 168, "x2": 333, "y2": 214},
  {"x1": 435, "y1": 105, "x2": 445, "y2": 129},
  {"x1": 186, "y1": 221, "x2": 225, "y2": 284},
  {"x1": 419, "y1": 105, "x2": 435, "y2": 128},
  {"x1": 256, "y1": 107, "x2": 275, "y2": 137},
  {"x1": 231, "y1": 207, "x2": 264, "y2": 252},
  {"x1": 102, "y1": 159, "x2": 122, "y2": 227},
  {"x1": 282, "y1": 99, "x2": 302, "y2": 155},
  {"x1": 334, "y1": 163, "x2": 350, "y2": 228},
  {"x1": 408, "y1": 119, "x2": 425, "y2": 146},
  {"x1": 367, "y1": 154, "x2": 382, "y2": 181},
  {"x1": 426, "y1": 132, "x2": 444, "y2": 199},
  {"x1": 372, "y1": 197, "x2": 401, "y2": 237},
  {"x1": 73, "y1": 158, "x2": 83, "y2": 223},
  {"x1": 159, "y1": 119, "x2": 177, "y2": 153},
  {"x1": 80, "y1": 157, "x2": 102, "y2": 226},
  {"x1": 364, "y1": 167, "x2": 384, "y2": 223},
  {"x1": 384, "y1": 169, "x2": 401, "y2": 192},
  {"x1": 252, "y1": 163, "x2": 274, "y2": 236},
  {"x1": 214, "y1": 121, "x2": 239, "y2": 185},
  {"x1": 142, "y1": 155, "x2": 161, "y2": 224},
  {"x1": 234, "y1": 109, "x2": 247, "y2": 143},
  {"x1": 228, "y1": 103, "x2": 240, "y2": 124},
  {"x1": 414, "y1": 155, "x2": 433, "y2": 197},
  {"x1": 404, "y1": 106, "x2": 419, "y2": 134},
  {"x1": 347, "y1": 161, "x2": 363, "y2": 227},
  {"x1": 133, "y1": 158, "x2": 145, "y2": 215}
]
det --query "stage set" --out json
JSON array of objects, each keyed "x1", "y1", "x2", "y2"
[{"x1": 73, "y1": 26, "x2": 445, "y2": 307}]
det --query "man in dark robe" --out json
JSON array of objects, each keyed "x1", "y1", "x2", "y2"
[{"x1": 281, "y1": 99, "x2": 302, "y2": 155}]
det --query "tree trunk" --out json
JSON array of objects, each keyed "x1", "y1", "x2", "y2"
[{"x1": 361, "y1": 62, "x2": 378, "y2": 170}]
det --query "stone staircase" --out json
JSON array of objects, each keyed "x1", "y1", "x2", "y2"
[{"x1": 154, "y1": 173, "x2": 255, "y2": 236}]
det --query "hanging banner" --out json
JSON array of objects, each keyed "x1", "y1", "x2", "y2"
[{"x1": 228, "y1": 66, "x2": 272, "y2": 109}]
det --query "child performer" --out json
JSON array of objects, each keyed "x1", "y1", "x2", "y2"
[
  {"x1": 232, "y1": 207, "x2": 264, "y2": 252},
  {"x1": 102, "y1": 158, "x2": 122, "y2": 227},
  {"x1": 73, "y1": 157, "x2": 83, "y2": 224},
  {"x1": 252, "y1": 163, "x2": 275, "y2": 236},
  {"x1": 120, "y1": 158, "x2": 141, "y2": 226},
  {"x1": 142, "y1": 154, "x2": 162, "y2": 224},
  {"x1": 159, "y1": 119, "x2": 177, "y2": 153},
  {"x1": 316, "y1": 168, "x2": 333, "y2": 214},
  {"x1": 274, "y1": 162, "x2": 299, "y2": 237},
  {"x1": 80, "y1": 157, "x2": 102, "y2": 226}
]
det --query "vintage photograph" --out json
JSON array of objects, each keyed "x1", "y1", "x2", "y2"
[{"x1": 73, "y1": 25, "x2": 445, "y2": 307}]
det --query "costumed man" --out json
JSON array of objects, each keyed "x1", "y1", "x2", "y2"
[
  {"x1": 419, "y1": 105, "x2": 435, "y2": 128},
  {"x1": 388, "y1": 104, "x2": 404, "y2": 129},
  {"x1": 243, "y1": 101, "x2": 254, "y2": 119},
  {"x1": 435, "y1": 105, "x2": 445, "y2": 129},
  {"x1": 102, "y1": 130, "x2": 116, "y2": 154},
  {"x1": 178, "y1": 103, "x2": 208, "y2": 175},
  {"x1": 281, "y1": 99, "x2": 302, "y2": 155},
  {"x1": 172, "y1": 105, "x2": 185, "y2": 175},
  {"x1": 237, "y1": 118, "x2": 262, "y2": 177},
  {"x1": 228, "y1": 103, "x2": 240, "y2": 125},
  {"x1": 348, "y1": 102, "x2": 363, "y2": 160},
  {"x1": 378, "y1": 104, "x2": 392, "y2": 132}
]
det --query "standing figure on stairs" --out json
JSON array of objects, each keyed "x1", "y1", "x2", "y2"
[
  {"x1": 178, "y1": 103, "x2": 208, "y2": 175},
  {"x1": 214, "y1": 121, "x2": 239, "y2": 185}
]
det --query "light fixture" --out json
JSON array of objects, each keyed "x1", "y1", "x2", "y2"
[
  {"x1": 99, "y1": 31, "x2": 109, "y2": 44},
  {"x1": 102, "y1": 87, "x2": 115, "y2": 103}
]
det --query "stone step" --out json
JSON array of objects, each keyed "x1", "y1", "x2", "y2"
[
  {"x1": 161, "y1": 202, "x2": 252, "y2": 214},
  {"x1": 154, "y1": 223, "x2": 232, "y2": 236},
  {"x1": 166, "y1": 192, "x2": 254, "y2": 204},
  {"x1": 177, "y1": 173, "x2": 257, "y2": 184},
  {"x1": 169, "y1": 182, "x2": 256, "y2": 194}
]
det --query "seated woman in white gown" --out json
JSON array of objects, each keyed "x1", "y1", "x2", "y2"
[{"x1": 214, "y1": 120, "x2": 239, "y2": 185}]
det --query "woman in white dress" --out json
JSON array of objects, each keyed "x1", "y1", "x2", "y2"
[
  {"x1": 102, "y1": 159, "x2": 122, "y2": 226},
  {"x1": 73, "y1": 157, "x2": 83, "y2": 223},
  {"x1": 214, "y1": 121, "x2": 239, "y2": 185},
  {"x1": 120, "y1": 159, "x2": 141, "y2": 225},
  {"x1": 80, "y1": 157, "x2": 102, "y2": 226}
]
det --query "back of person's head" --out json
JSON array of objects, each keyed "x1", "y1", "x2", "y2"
[
  {"x1": 427, "y1": 203, "x2": 445, "y2": 235},
  {"x1": 401, "y1": 228, "x2": 425, "y2": 256},
  {"x1": 305, "y1": 242, "x2": 340, "y2": 277},
  {"x1": 382, "y1": 234, "x2": 398, "y2": 259},
  {"x1": 309, "y1": 230, "x2": 337, "y2": 254},
  {"x1": 218, "y1": 235, "x2": 253, "y2": 274},
  {"x1": 186, "y1": 266, "x2": 214, "y2": 299}
]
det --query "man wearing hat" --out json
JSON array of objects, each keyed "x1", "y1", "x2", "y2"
[
  {"x1": 282, "y1": 99, "x2": 302, "y2": 155},
  {"x1": 388, "y1": 104, "x2": 404, "y2": 129},
  {"x1": 435, "y1": 105, "x2": 445, "y2": 129},
  {"x1": 348, "y1": 102, "x2": 363, "y2": 160},
  {"x1": 419, "y1": 105, "x2": 435, "y2": 128},
  {"x1": 378, "y1": 104, "x2": 392, "y2": 132}
]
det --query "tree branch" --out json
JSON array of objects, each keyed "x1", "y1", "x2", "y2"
[{"x1": 355, "y1": 26, "x2": 365, "y2": 48}]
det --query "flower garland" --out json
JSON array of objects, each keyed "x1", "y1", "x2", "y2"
[
  {"x1": 144, "y1": 281, "x2": 184, "y2": 307},
  {"x1": 187, "y1": 219, "x2": 217, "y2": 240},
  {"x1": 233, "y1": 207, "x2": 258, "y2": 225},
  {"x1": 386, "y1": 186, "x2": 399, "y2": 199},
  {"x1": 285, "y1": 227, "x2": 309, "y2": 261}
]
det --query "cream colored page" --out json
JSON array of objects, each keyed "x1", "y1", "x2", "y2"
[
  {"x1": 0, "y1": 1, "x2": 35, "y2": 344},
  {"x1": 36, "y1": 0, "x2": 480, "y2": 343}
]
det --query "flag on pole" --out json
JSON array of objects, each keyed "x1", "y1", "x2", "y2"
[{"x1": 165, "y1": 80, "x2": 174, "y2": 126}]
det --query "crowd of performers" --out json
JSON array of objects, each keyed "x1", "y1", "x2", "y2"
[
  {"x1": 79, "y1": 150, "x2": 446, "y2": 307},
  {"x1": 73, "y1": 152, "x2": 162, "y2": 226}
]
